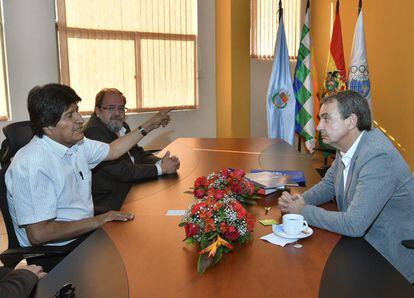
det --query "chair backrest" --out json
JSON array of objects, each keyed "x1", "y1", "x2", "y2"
[
  {"x1": 0, "y1": 121, "x2": 33, "y2": 249},
  {"x1": 0, "y1": 121, "x2": 33, "y2": 168},
  {"x1": 0, "y1": 167, "x2": 20, "y2": 249}
]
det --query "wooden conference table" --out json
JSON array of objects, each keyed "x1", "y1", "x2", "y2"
[{"x1": 35, "y1": 138, "x2": 414, "y2": 297}]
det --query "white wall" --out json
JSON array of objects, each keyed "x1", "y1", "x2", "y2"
[
  {"x1": 2, "y1": 0, "x2": 59, "y2": 125},
  {"x1": 250, "y1": 59, "x2": 272, "y2": 138},
  {"x1": 0, "y1": 0, "x2": 216, "y2": 150}
]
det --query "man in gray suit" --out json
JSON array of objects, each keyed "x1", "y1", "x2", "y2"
[{"x1": 278, "y1": 90, "x2": 414, "y2": 283}]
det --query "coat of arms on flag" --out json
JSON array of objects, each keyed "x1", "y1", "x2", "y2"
[
  {"x1": 324, "y1": 70, "x2": 347, "y2": 96},
  {"x1": 271, "y1": 90, "x2": 290, "y2": 109}
]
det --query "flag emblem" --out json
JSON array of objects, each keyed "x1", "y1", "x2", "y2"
[
  {"x1": 272, "y1": 91, "x2": 290, "y2": 109},
  {"x1": 324, "y1": 70, "x2": 346, "y2": 96},
  {"x1": 349, "y1": 65, "x2": 370, "y2": 98}
]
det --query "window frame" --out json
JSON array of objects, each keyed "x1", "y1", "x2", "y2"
[
  {"x1": 0, "y1": 0, "x2": 10, "y2": 121},
  {"x1": 56, "y1": 0, "x2": 198, "y2": 115}
]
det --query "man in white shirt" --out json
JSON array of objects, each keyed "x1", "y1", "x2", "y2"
[
  {"x1": 278, "y1": 90, "x2": 414, "y2": 283},
  {"x1": 5, "y1": 83, "x2": 170, "y2": 270}
]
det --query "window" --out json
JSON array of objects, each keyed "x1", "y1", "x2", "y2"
[
  {"x1": 0, "y1": 1, "x2": 9, "y2": 121},
  {"x1": 56, "y1": 0, "x2": 198, "y2": 114},
  {"x1": 250, "y1": 0, "x2": 301, "y2": 59}
]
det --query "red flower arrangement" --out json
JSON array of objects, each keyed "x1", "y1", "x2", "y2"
[
  {"x1": 193, "y1": 168, "x2": 260, "y2": 206},
  {"x1": 180, "y1": 169, "x2": 257, "y2": 273}
]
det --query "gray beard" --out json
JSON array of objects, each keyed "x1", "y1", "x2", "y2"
[{"x1": 107, "y1": 121, "x2": 123, "y2": 133}]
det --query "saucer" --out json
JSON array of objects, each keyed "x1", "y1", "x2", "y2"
[{"x1": 272, "y1": 224, "x2": 313, "y2": 239}]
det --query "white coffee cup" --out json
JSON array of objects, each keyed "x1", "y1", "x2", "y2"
[{"x1": 282, "y1": 214, "x2": 309, "y2": 235}]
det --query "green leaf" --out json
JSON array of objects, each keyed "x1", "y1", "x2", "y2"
[
  {"x1": 183, "y1": 238, "x2": 194, "y2": 245},
  {"x1": 197, "y1": 248, "x2": 224, "y2": 274},
  {"x1": 238, "y1": 198, "x2": 257, "y2": 206},
  {"x1": 207, "y1": 233, "x2": 218, "y2": 241},
  {"x1": 178, "y1": 222, "x2": 187, "y2": 227},
  {"x1": 197, "y1": 253, "x2": 213, "y2": 274}
]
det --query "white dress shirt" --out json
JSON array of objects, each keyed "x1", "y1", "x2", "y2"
[
  {"x1": 5, "y1": 136, "x2": 109, "y2": 246},
  {"x1": 340, "y1": 131, "x2": 364, "y2": 191}
]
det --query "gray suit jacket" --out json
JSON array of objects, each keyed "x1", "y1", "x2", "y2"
[{"x1": 301, "y1": 128, "x2": 414, "y2": 283}]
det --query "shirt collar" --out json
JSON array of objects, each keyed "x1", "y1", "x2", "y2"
[
  {"x1": 340, "y1": 131, "x2": 365, "y2": 167},
  {"x1": 41, "y1": 135, "x2": 80, "y2": 158},
  {"x1": 119, "y1": 126, "x2": 127, "y2": 137}
]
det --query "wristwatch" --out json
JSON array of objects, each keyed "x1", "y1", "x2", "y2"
[{"x1": 138, "y1": 126, "x2": 147, "y2": 136}]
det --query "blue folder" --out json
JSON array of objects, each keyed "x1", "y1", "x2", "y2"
[{"x1": 250, "y1": 169, "x2": 306, "y2": 186}]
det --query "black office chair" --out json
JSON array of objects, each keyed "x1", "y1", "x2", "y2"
[
  {"x1": 314, "y1": 145, "x2": 336, "y2": 177},
  {"x1": 401, "y1": 174, "x2": 414, "y2": 250},
  {"x1": 297, "y1": 134, "x2": 336, "y2": 178},
  {"x1": 402, "y1": 240, "x2": 414, "y2": 249},
  {"x1": 0, "y1": 167, "x2": 77, "y2": 268},
  {"x1": 0, "y1": 121, "x2": 33, "y2": 168},
  {"x1": 0, "y1": 121, "x2": 76, "y2": 268}
]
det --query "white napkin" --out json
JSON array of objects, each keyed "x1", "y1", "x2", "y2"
[
  {"x1": 260, "y1": 233, "x2": 298, "y2": 247},
  {"x1": 166, "y1": 210, "x2": 186, "y2": 216}
]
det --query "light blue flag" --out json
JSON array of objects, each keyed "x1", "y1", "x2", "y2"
[{"x1": 266, "y1": 12, "x2": 296, "y2": 145}]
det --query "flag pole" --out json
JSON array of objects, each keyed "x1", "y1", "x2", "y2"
[{"x1": 279, "y1": 0, "x2": 283, "y2": 22}]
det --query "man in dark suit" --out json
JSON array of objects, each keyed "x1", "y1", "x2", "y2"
[
  {"x1": 0, "y1": 265, "x2": 45, "y2": 297},
  {"x1": 84, "y1": 88, "x2": 180, "y2": 211}
]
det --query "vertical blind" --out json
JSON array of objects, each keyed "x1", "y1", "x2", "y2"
[
  {"x1": 56, "y1": 0, "x2": 198, "y2": 113},
  {"x1": 250, "y1": 0, "x2": 301, "y2": 59}
]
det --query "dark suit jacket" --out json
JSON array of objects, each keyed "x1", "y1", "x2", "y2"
[
  {"x1": 0, "y1": 267, "x2": 38, "y2": 298},
  {"x1": 84, "y1": 113, "x2": 160, "y2": 210}
]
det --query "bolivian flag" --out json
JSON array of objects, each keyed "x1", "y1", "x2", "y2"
[{"x1": 323, "y1": 0, "x2": 347, "y2": 97}]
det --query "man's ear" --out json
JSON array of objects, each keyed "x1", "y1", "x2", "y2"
[
  {"x1": 348, "y1": 113, "x2": 358, "y2": 129},
  {"x1": 43, "y1": 126, "x2": 53, "y2": 137},
  {"x1": 95, "y1": 107, "x2": 101, "y2": 118}
]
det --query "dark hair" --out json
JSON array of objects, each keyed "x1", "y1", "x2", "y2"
[
  {"x1": 95, "y1": 88, "x2": 126, "y2": 108},
  {"x1": 321, "y1": 90, "x2": 372, "y2": 131},
  {"x1": 27, "y1": 84, "x2": 81, "y2": 137}
]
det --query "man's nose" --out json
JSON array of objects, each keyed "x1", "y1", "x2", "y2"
[
  {"x1": 113, "y1": 108, "x2": 121, "y2": 115},
  {"x1": 75, "y1": 112, "x2": 84, "y2": 123},
  {"x1": 316, "y1": 121, "x2": 322, "y2": 131}
]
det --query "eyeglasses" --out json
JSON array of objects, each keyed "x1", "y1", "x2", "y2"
[
  {"x1": 53, "y1": 283, "x2": 75, "y2": 298},
  {"x1": 100, "y1": 106, "x2": 128, "y2": 113}
]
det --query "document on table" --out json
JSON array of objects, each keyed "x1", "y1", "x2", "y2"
[
  {"x1": 260, "y1": 233, "x2": 297, "y2": 247},
  {"x1": 166, "y1": 210, "x2": 186, "y2": 216}
]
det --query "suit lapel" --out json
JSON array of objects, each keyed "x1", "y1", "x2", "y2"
[
  {"x1": 335, "y1": 156, "x2": 345, "y2": 211},
  {"x1": 343, "y1": 131, "x2": 368, "y2": 201},
  {"x1": 344, "y1": 156, "x2": 357, "y2": 197}
]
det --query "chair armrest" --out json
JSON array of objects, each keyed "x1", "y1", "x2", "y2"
[
  {"x1": 314, "y1": 147, "x2": 336, "y2": 154},
  {"x1": 402, "y1": 240, "x2": 414, "y2": 249},
  {"x1": 0, "y1": 245, "x2": 71, "y2": 268},
  {"x1": 94, "y1": 206, "x2": 110, "y2": 215},
  {"x1": 146, "y1": 149, "x2": 161, "y2": 154}
]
